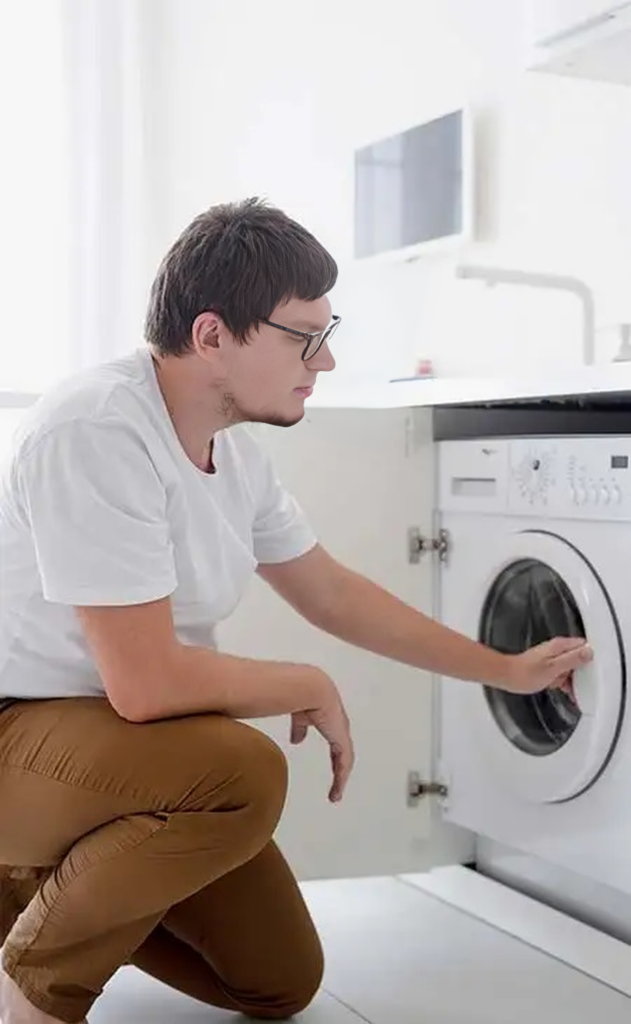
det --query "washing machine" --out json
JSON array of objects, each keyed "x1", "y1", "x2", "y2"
[{"x1": 436, "y1": 429, "x2": 631, "y2": 897}]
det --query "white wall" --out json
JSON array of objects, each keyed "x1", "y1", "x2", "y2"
[{"x1": 144, "y1": 0, "x2": 631, "y2": 393}]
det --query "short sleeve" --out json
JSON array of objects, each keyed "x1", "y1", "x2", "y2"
[
  {"x1": 251, "y1": 444, "x2": 317, "y2": 565},
  {"x1": 18, "y1": 418, "x2": 177, "y2": 606}
]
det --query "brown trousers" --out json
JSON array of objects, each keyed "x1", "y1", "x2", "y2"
[{"x1": 0, "y1": 698, "x2": 323, "y2": 1022}]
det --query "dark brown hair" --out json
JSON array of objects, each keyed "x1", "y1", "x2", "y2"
[{"x1": 144, "y1": 197, "x2": 338, "y2": 356}]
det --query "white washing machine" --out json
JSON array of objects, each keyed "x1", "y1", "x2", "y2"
[{"x1": 436, "y1": 431, "x2": 631, "y2": 897}]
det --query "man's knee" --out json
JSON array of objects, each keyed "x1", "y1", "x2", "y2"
[
  {"x1": 191, "y1": 719, "x2": 289, "y2": 852},
  {"x1": 282, "y1": 944, "x2": 325, "y2": 1018},
  {"x1": 166, "y1": 715, "x2": 288, "y2": 820},
  {"x1": 238, "y1": 725, "x2": 289, "y2": 828},
  {"x1": 252, "y1": 938, "x2": 325, "y2": 1020}
]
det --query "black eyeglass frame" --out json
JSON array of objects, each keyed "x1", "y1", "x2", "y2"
[{"x1": 260, "y1": 314, "x2": 341, "y2": 361}]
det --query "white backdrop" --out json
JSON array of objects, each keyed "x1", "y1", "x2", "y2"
[
  {"x1": 62, "y1": 0, "x2": 155, "y2": 375},
  {"x1": 0, "y1": 0, "x2": 70, "y2": 394},
  {"x1": 0, "y1": 0, "x2": 153, "y2": 397},
  {"x1": 0, "y1": 0, "x2": 156, "y2": 449}
]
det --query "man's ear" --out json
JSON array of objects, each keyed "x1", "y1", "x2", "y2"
[{"x1": 191, "y1": 311, "x2": 222, "y2": 354}]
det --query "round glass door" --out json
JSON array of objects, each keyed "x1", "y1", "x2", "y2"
[
  {"x1": 481, "y1": 559, "x2": 584, "y2": 758},
  {"x1": 467, "y1": 531, "x2": 624, "y2": 803}
]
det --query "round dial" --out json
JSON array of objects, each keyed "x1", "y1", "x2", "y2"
[{"x1": 515, "y1": 449, "x2": 553, "y2": 501}]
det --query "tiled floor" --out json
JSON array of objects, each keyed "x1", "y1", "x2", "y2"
[
  {"x1": 90, "y1": 969, "x2": 362, "y2": 1023},
  {"x1": 85, "y1": 874, "x2": 631, "y2": 1023}
]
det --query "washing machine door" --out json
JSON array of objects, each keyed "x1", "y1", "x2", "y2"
[{"x1": 468, "y1": 530, "x2": 624, "y2": 803}]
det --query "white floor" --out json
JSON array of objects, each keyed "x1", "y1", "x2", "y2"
[{"x1": 86, "y1": 871, "x2": 631, "y2": 1023}]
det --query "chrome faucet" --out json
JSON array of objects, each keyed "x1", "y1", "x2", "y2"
[{"x1": 455, "y1": 264, "x2": 596, "y2": 366}]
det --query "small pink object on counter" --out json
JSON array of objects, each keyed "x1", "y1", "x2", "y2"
[{"x1": 414, "y1": 358, "x2": 434, "y2": 378}]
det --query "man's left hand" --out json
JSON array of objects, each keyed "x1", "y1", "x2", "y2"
[{"x1": 503, "y1": 637, "x2": 593, "y2": 696}]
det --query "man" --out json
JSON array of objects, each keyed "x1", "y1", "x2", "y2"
[{"x1": 0, "y1": 198, "x2": 591, "y2": 1024}]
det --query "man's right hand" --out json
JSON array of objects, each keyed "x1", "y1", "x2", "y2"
[{"x1": 290, "y1": 675, "x2": 355, "y2": 803}]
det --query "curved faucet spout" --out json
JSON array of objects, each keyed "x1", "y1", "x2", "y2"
[{"x1": 455, "y1": 264, "x2": 595, "y2": 366}]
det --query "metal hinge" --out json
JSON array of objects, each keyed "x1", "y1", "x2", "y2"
[
  {"x1": 408, "y1": 527, "x2": 450, "y2": 565},
  {"x1": 407, "y1": 771, "x2": 449, "y2": 807}
]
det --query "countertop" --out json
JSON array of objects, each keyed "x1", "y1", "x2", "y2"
[
  {"x1": 5, "y1": 363, "x2": 631, "y2": 417},
  {"x1": 306, "y1": 363, "x2": 631, "y2": 410}
]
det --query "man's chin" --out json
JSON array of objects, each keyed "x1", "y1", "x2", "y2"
[
  {"x1": 248, "y1": 408, "x2": 305, "y2": 429},
  {"x1": 262, "y1": 412, "x2": 305, "y2": 429}
]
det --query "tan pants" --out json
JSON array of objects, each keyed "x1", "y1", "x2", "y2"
[{"x1": 0, "y1": 698, "x2": 323, "y2": 1022}]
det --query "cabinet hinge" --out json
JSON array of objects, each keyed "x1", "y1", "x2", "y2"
[
  {"x1": 407, "y1": 770, "x2": 448, "y2": 807},
  {"x1": 408, "y1": 527, "x2": 450, "y2": 565}
]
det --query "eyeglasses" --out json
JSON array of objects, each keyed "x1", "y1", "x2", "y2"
[{"x1": 260, "y1": 314, "x2": 341, "y2": 361}]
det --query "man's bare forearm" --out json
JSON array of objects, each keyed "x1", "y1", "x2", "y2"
[
  {"x1": 126, "y1": 646, "x2": 326, "y2": 723},
  {"x1": 308, "y1": 565, "x2": 513, "y2": 688}
]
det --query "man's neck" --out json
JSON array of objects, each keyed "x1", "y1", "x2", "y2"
[{"x1": 151, "y1": 351, "x2": 225, "y2": 471}]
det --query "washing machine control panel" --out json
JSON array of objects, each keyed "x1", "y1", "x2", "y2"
[
  {"x1": 437, "y1": 438, "x2": 631, "y2": 520},
  {"x1": 508, "y1": 438, "x2": 631, "y2": 519}
]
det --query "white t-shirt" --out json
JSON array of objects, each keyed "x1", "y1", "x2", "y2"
[{"x1": 0, "y1": 348, "x2": 316, "y2": 702}]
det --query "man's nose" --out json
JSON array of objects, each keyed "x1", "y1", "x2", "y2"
[{"x1": 310, "y1": 340, "x2": 336, "y2": 372}]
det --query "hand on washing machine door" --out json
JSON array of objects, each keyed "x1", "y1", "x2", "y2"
[{"x1": 504, "y1": 636, "x2": 593, "y2": 696}]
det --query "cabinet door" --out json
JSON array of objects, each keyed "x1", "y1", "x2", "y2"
[
  {"x1": 526, "y1": 0, "x2": 628, "y2": 46},
  {"x1": 218, "y1": 407, "x2": 473, "y2": 880}
]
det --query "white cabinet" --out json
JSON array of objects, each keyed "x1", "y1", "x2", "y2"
[
  {"x1": 524, "y1": 0, "x2": 631, "y2": 85},
  {"x1": 218, "y1": 407, "x2": 473, "y2": 880}
]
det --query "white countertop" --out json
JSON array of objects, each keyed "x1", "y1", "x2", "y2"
[
  {"x1": 4, "y1": 364, "x2": 631, "y2": 417},
  {"x1": 306, "y1": 363, "x2": 631, "y2": 409}
]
